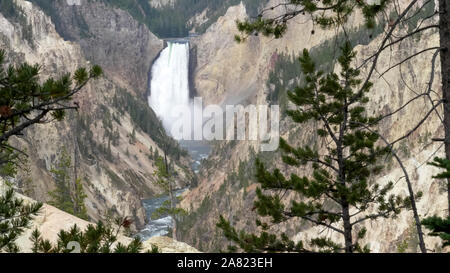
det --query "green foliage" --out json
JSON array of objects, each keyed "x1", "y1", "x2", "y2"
[
  {"x1": 27, "y1": 0, "x2": 91, "y2": 39},
  {"x1": 217, "y1": 215, "x2": 307, "y2": 253},
  {"x1": 30, "y1": 217, "x2": 152, "y2": 253},
  {"x1": 177, "y1": 195, "x2": 212, "y2": 250},
  {"x1": 0, "y1": 45, "x2": 102, "y2": 252},
  {"x1": 48, "y1": 148, "x2": 89, "y2": 220},
  {"x1": 152, "y1": 197, "x2": 187, "y2": 220},
  {"x1": 129, "y1": 127, "x2": 137, "y2": 145},
  {"x1": 154, "y1": 156, "x2": 170, "y2": 192},
  {"x1": 396, "y1": 220, "x2": 419, "y2": 253},
  {"x1": 177, "y1": 146, "x2": 273, "y2": 251},
  {"x1": 0, "y1": 48, "x2": 102, "y2": 168},
  {"x1": 0, "y1": 188, "x2": 42, "y2": 252},
  {"x1": 218, "y1": 42, "x2": 409, "y2": 253},
  {"x1": 235, "y1": 0, "x2": 389, "y2": 41},
  {"x1": 428, "y1": 157, "x2": 450, "y2": 181},
  {"x1": 421, "y1": 157, "x2": 450, "y2": 248},
  {"x1": 267, "y1": 24, "x2": 385, "y2": 114},
  {"x1": 396, "y1": 239, "x2": 409, "y2": 253},
  {"x1": 422, "y1": 216, "x2": 450, "y2": 248},
  {"x1": 152, "y1": 156, "x2": 187, "y2": 220},
  {"x1": 29, "y1": 0, "x2": 268, "y2": 38},
  {"x1": 99, "y1": 0, "x2": 269, "y2": 37},
  {"x1": 73, "y1": 178, "x2": 89, "y2": 220}
]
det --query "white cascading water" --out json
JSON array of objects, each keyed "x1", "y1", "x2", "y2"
[
  {"x1": 139, "y1": 42, "x2": 211, "y2": 240},
  {"x1": 148, "y1": 42, "x2": 190, "y2": 132}
]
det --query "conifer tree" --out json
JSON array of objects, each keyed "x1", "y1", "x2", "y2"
[
  {"x1": 421, "y1": 157, "x2": 450, "y2": 249},
  {"x1": 230, "y1": 0, "x2": 442, "y2": 253},
  {"x1": 0, "y1": 48, "x2": 101, "y2": 251},
  {"x1": 0, "y1": 188, "x2": 42, "y2": 252},
  {"x1": 0, "y1": 49, "x2": 102, "y2": 167},
  {"x1": 153, "y1": 156, "x2": 186, "y2": 240},
  {"x1": 218, "y1": 41, "x2": 411, "y2": 253},
  {"x1": 48, "y1": 148, "x2": 74, "y2": 214},
  {"x1": 129, "y1": 127, "x2": 137, "y2": 145},
  {"x1": 48, "y1": 148, "x2": 88, "y2": 220},
  {"x1": 29, "y1": 217, "x2": 155, "y2": 253}
]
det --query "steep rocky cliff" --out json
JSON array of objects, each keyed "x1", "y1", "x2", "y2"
[
  {"x1": 36, "y1": 0, "x2": 163, "y2": 96},
  {"x1": 0, "y1": 0, "x2": 193, "y2": 231},
  {"x1": 178, "y1": 0, "x2": 447, "y2": 252}
]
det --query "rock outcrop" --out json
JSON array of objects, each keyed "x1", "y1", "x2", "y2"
[
  {"x1": 2, "y1": 185, "x2": 199, "y2": 253},
  {"x1": 49, "y1": 0, "x2": 164, "y2": 96}
]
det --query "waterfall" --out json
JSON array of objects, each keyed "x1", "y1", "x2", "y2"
[
  {"x1": 147, "y1": 40, "x2": 211, "y2": 172},
  {"x1": 148, "y1": 42, "x2": 190, "y2": 132},
  {"x1": 139, "y1": 41, "x2": 211, "y2": 239}
]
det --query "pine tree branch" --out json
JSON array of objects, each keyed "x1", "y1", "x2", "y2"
[
  {"x1": 300, "y1": 215, "x2": 345, "y2": 234},
  {"x1": 379, "y1": 46, "x2": 443, "y2": 78},
  {"x1": 390, "y1": 100, "x2": 443, "y2": 146},
  {"x1": 351, "y1": 210, "x2": 399, "y2": 226},
  {"x1": 350, "y1": 121, "x2": 428, "y2": 253},
  {"x1": 282, "y1": 210, "x2": 344, "y2": 234},
  {"x1": 0, "y1": 110, "x2": 49, "y2": 144},
  {"x1": 0, "y1": 80, "x2": 88, "y2": 124},
  {"x1": 353, "y1": 0, "x2": 423, "y2": 103}
]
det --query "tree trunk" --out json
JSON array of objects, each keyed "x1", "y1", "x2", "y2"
[
  {"x1": 164, "y1": 148, "x2": 177, "y2": 241},
  {"x1": 342, "y1": 202, "x2": 353, "y2": 253},
  {"x1": 169, "y1": 180, "x2": 177, "y2": 241},
  {"x1": 441, "y1": 0, "x2": 450, "y2": 215},
  {"x1": 72, "y1": 135, "x2": 79, "y2": 215},
  {"x1": 405, "y1": 174, "x2": 428, "y2": 253}
]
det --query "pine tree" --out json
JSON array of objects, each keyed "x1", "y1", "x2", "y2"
[
  {"x1": 0, "y1": 46, "x2": 106, "y2": 251},
  {"x1": 218, "y1": 41, "x2": 411, "y2": 253},
  {"x1": 421, "y1": 157, "x2": 450, "y2": 249},
  {"x1": 234, "y1": 1, "x2": 443, "y2": 253},
  {"x1": 0, "y1": 48, "x2": 102, "y2": 168},
  {"x1": 0, "y1": 188, "x2": 42, "y2": 252},
  {"x1": 234, "y1": 0, "x2": 390, "y2": 41},
  {"x1": 0, "y1": 47, "x2": 100, "y2": 251},
  {"x1": 129, "y1": 127, "x2": 137, "y2": 145},
  {"x1": 29, "y1": 217, "x2": 156, "y2": 253},
  {"x1": 48, "y1": 148, "x2": 73, "y2": 214},
  {"x1": 153, "y1": 155, "x2": 186, "y2": 241},
  {"x1": 73, "y1": 178, "x2": 88, "y2": 220},
  {"x1": 48, "y1": 148, "x2": 88, "y2": 220}
]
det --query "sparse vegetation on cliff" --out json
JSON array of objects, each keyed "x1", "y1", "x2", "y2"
[
  {"x1": 96, "y1": 0, "x2": 269, "y2": 37},
  {"x1": 218, "y1": 42, "x2": 412, "y2": 253},
  {"x1": 48, "y1": 148, "x2": 89, "y2": 221}
]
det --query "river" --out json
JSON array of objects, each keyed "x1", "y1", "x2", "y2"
[
  {"x1": 137, "y1": 141, "x2": 210, "y2": 240},
  {"x1": 139, "y1": 40, "x2": 210, "y2": 240}
]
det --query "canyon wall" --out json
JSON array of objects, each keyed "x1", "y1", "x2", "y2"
[
  {"x1": 179, "y1": 0, "x2": 447, "y2": 252},
  {"x1": 0, "y1": 182, "x2": 199, "y2": 253},
  {"x1": 0, "y1": 0, "x2": 192, "y2": 231},
  {"x1": 49, "y1": 0, "x2": 163, "y2": 96}
]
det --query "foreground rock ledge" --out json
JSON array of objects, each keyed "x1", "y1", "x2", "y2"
[{"x1": 12, "y1": 195, "x2": 199, "y2": 253}]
